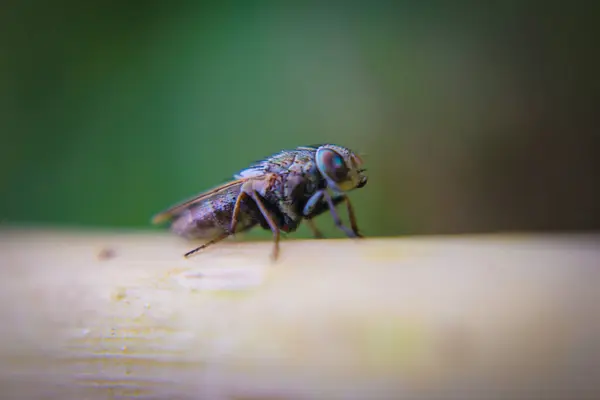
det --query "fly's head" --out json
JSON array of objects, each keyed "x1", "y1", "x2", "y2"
[{"x1": 315, "y1": 144, "x2": 368, "y2": 193}]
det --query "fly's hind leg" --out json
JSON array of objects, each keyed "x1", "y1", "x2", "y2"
[
  {"x1": 234, "y1": 177, "x2": 281, "y2": 260},
  {"x1": 248, "y1": 190, "x2": 281, "y2": 261},
  {"x1": 184, "y1": 232, "x2": 230, "y2": 258},
  {"x1": 185, "y1": 188, "x2": 248, "y2": 258}
]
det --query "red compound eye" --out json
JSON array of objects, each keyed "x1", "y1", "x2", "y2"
[{"x1": 317, "y1": 149, "x2": 349, "y2": 183}]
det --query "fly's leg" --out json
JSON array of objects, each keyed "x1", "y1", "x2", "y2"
[
  {"x1": 302, "y1": 190, "x2": 325, "y2": 217},
  {"x1": 184, "y1": 232, "x2": 230, "y2": 258},
  {"x1": 322, "y1": 191, "x2": 361, "y2": 239},
  {"x1": 306, "y1": 218, "x2": 324, "y2": 239},
  {"x1": 302, "y1": 191, "x2": 326, "y2": 238},
  {"x1": 249, "y1": 190, "x2": 281, "y2": 261},
  {"x1": 229, "y1": 191, "x2": 248, "y2": 235},
  {"x1": 344, "y1": 196, "x2": 363, "y2": 238}
]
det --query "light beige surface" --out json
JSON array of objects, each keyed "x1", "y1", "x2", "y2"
[{"x1": 0, "y1": 228, "x2": 599, "y2": 399}]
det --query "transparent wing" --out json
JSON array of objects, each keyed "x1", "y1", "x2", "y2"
[
  {"x1": 234, "y1": 164, "x2": 272, "y2": 179},
  {"x1": 152, "y1": 178, "x2": 247, "y2": 224}
]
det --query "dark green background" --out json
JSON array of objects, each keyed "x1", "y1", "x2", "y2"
[{"x1": 2, "y1": 2, "x2": 598, "y2": 239}]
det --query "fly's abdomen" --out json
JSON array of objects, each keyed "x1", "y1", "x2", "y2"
[{"x1": 169, "y1": 184, "x2": 259, "y2": 239}]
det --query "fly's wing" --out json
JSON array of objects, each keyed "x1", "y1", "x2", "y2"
[
  {"x1": 234, "y1": 166, "x2": 270, "y2": 179},
  {"x1": 152, "y1": 179, "x2": 247, "y2": 224}
]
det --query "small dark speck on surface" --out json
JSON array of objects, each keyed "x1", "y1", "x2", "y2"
[{"x1": 97, "y1": 247, "x2": 116, "y2": 261}]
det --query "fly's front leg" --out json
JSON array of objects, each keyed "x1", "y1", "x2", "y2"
[
  {"x1": 344, "y1": 196, "x2": 363, "y2": 238},
  {"x1": 321, "y1": 191, "x2": 361, "y2": 239},
  {"x1": 303, "y1": 190, "x2": 325, "y2": 216},
  {"x1": 303, "y1": 190, "x2": 326, "y2": 238}
]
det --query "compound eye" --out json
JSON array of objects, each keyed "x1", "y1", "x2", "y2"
[{"x1": 316, "y1": 149, "x2": 349, "y2": 183}]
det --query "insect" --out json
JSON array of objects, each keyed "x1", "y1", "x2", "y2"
[{"x1": 152, "y1": 144, "x2": 368, "y2": 260}]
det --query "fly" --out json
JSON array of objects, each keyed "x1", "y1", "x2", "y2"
[{"x1": 152, "y1": 144, "x2": 368, "y2": 260}]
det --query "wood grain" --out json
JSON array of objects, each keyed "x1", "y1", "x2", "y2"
[{"x1": 0, "y1": 228, "x2": 599, "y2": 399}]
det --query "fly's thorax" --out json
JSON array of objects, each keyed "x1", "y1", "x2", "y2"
[
  {"x1": 235, "y1": 147, "x2": 317, "y2": 179},
  {"x1": 249, "y1": 171, "x2": 312, "y2": 233}
]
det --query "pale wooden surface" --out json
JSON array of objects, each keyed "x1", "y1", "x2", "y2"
[{"x1": 0, "y1": 228, "x2": 599, "y2": 400}]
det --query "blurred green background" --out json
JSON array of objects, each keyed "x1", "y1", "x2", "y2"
[{"x1": 1, "y1": 2, "x2": 598, "y2": 239}]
